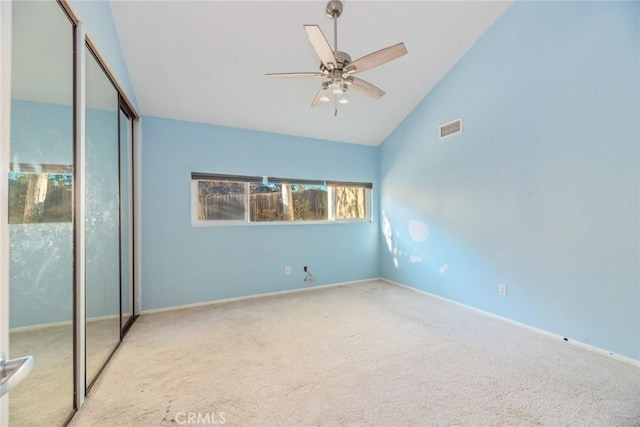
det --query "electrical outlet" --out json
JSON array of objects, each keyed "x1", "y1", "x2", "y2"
[
  {"x1": 284, "y1": 266, "x2": 291, "y2": 275},
  {"x1": 499, "y1": 284, "x2": 507, "y2": 296}
]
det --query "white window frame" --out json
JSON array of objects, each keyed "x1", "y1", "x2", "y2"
[{"x1": 190, "y1": 173, "x2": 373, "y2": 227}]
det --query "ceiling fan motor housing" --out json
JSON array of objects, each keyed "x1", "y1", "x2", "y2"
[{"x1": 320, "y1": 51, "x2": 352, "y2": 74}]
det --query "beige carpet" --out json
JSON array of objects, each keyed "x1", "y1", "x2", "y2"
[
  {"x1": 9, "y1": 317, "x2": 121, "y2": 426},
  {"x1": 69, "y1": 280, "x2": 640, "y2": 426},
  {"x1": 9, "y1": 324, "x2": 74, "y2": 426}
]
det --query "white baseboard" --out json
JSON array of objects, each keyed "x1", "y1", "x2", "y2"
[
  {"x1": 382, "y1": 278, "x2": 640, "y2": 367},
  {"x1": 10, "y1": 319, "x2": 72, "y2": 333},
  {"x1": 9, "y1": 313, "x2": 124, "y2": 333},
  {"x1": 86, "y1": 313, "x2": 121, "y2": 323},
  {"x1": 141, "y1": 278, "x2": 381, "y2": 315}
]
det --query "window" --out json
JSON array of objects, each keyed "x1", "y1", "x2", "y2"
[{"x1": 191, "y1": 173, "x2": 372, "y2": 225}]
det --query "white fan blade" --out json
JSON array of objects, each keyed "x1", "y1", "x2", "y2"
[
  {"x1": 311, "y1": 87, "x2": 331, "y2": 107},
  {"x1": 266, "y1": 72, "x2": 325, "y2": 78},
  {"x1": 345, "y1": 43, "x2": 407, "y2": 75},
  {"x1": 304, "y1": 25, "x2": 337, "y2": 70},
  {"x1": 347, "y1": 77, "x2": 385, "y2": 99}
]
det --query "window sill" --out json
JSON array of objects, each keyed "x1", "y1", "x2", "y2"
[{"x1": 191, "y1": 218, "x2": 373, "y2": 227}]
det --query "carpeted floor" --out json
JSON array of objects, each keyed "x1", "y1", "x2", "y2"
[
  {"x1": 9, "y1": 324, "x2": 74, "y2": 426},
  {"x1": 68, "y1": 280, "x2": 640, "y2": 426},
  {"x1": 9, "y1": 317, "x2": 121, "y2": 426}
]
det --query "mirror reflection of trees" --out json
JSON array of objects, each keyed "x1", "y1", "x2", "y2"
[{"x1": 8, "y1": 166, "x2": 73, "y2": 224}]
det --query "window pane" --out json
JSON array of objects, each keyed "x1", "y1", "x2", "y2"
[
  {"x1": 249, "y1": 183, "x2": 284, "y2": 221},
  {"x1": 198, "y1": 181, "x2": 245, "y2": 220},
  {"x1": 292, "y1": 184, "x2": 328, "y2": 221},
  {"x1": 250, "y1": 183, "x2": 328, "y2": 222},
  {"x1": 335, "y1": 187, "x2": 367, "y2": 220}
]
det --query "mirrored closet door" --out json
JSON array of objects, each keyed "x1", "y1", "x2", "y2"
[
  {"x1": 84, "y1": 46, "x2": 122, "y2": 387},
  {"x1": 9, "y1": 1, "x2": 75, "y2": 424},
  {"x1": 4, "y1": 3, "x2": 138, "y2": 422}
]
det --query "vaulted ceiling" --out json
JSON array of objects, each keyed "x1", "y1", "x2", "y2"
[{"x1": 110, "y1": 1, "x2": 512, "y2": 146}]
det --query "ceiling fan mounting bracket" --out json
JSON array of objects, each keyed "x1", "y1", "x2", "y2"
[{"x1": 325, "y1": 1, "x2": 343, "y2": 19}]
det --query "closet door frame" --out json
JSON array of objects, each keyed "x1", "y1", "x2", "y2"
[{"x1": 118, "y1": 100, "x2": 136, "y2": 338}]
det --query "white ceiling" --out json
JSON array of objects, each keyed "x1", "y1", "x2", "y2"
[{"x1": 110, "y1": 1, "x2": 512, "y2": 146}]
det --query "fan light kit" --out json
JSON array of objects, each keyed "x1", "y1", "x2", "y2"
[{"x1": 266, "y1": 0, "x2": 408, "y2": 116}]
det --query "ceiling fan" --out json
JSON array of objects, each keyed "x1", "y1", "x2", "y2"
[{"x1": 266, "y1": 0, "x2": 408, "y2": 116}]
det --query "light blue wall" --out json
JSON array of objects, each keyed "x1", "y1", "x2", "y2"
[
  {"x1": 141, "y1": 116, "x2": 379, "y2": 311},
  {"x1": 379, "y1": 1, "x2": 640, "y2": 360},
  {"x1": 10, "y1": 101, "x2": 123, "y2": 327},
  {"x1": 69, "y1": 0, "x2": 138, "y2": 109}
]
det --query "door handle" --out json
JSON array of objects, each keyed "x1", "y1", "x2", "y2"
[{"x1": 0, "y1": 352, "x2": 34, "y2": 397}]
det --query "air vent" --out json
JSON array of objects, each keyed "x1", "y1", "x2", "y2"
[{"x1": 439, "y1": 117, "x2": 462, "y2": 139}]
